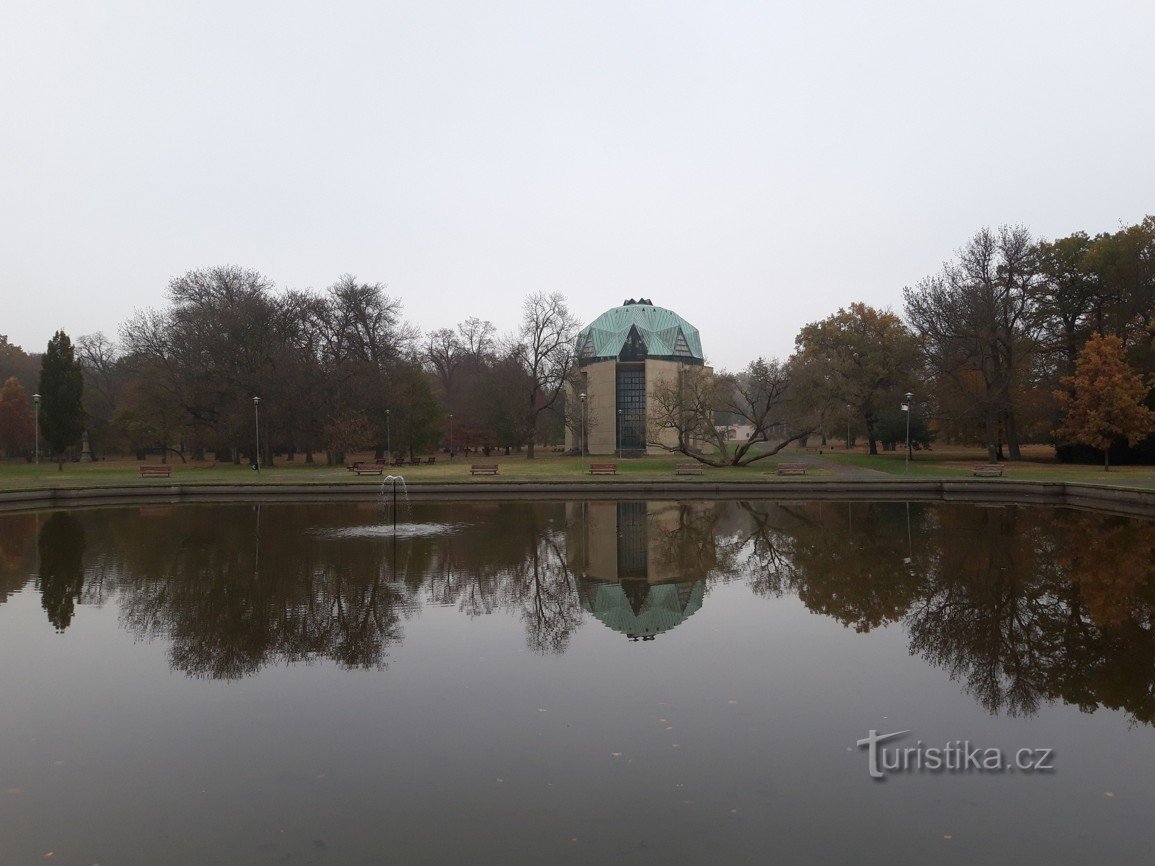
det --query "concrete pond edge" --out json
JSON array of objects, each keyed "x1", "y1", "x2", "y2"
[{"x1": 1, "y1": 478, "x2": 1153, "y2": 517}]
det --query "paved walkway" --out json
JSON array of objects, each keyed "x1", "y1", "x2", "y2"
[{"x1": 782, "y1": 452, "x2": 891, "y2": 477}]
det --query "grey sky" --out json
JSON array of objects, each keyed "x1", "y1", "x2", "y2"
[{"x1": 2, "y1": 0, "x2": 1152, "y2": 371}]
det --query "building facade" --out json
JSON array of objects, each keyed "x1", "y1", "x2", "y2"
[{"x1": 567, "y1": 299, "x2": 709, "y2": 455}]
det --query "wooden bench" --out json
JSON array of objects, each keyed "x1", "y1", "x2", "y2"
[
  {"x1": 470, "y1": 464, "x2": 499, "y2": 475},
  {"x1": 776, "y1": 463, "x2": 808, "y2": 476},
  {"x1": 354, "y1": 465, "x2": 384, "y2": 476},
  {"x1": 675, "y1": 463, "x2": 703, "y2": 475},
  {"x1": 972, "y1": 464, "x2": 1005, "y2": 477},
  {"x1": 424, "y1": 456, "x2": 436, "y2": 465},
  {"x1": 588, "y1": 463, "x2": 617, "y2": 475},
  {"x1": 140, "y1": 464, "x2": 172, "y2": 478}
]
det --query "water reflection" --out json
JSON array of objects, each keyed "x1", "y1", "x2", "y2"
[
  {"x1": 37, "y1": 512, "x2": 86, "y2": 631},
  {"x1": 568, "y1": 501, "x2": 711, "y2": 640},
  {"x1": 1, "y1": 500, "x2": 1153, "y2": 725}
]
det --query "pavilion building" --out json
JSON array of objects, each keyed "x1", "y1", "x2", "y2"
[{"x1": 567, "y1": 299, "x2": 709, "y2": 456}]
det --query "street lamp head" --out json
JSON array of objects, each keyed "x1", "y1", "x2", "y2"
[
  {"x1": 905, "y1": 392, "x2": 914, "y2": 401},
  {"x1": 579, "y1": 392, "x2": 586, "y2": 401},
  {"x1": 33, "y1": 393, "x2": 40, "y2": 405},
  {"x1": 253, "y1": 396, "x2": 260, "y2": 406}
]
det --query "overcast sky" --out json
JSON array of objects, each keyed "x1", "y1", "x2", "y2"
[{"x1": 2, "y1": 1, "x2": 1152, "y2": 371}]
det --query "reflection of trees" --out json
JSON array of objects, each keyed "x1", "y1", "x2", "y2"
[
  {"x1": 510, "y1": 530, "x2": 582, "y2": 654},
  {"x1": 713, "y1": 501, "x2": 929, "y2": 633},
  {"x1": 713, "y1": 500, "x2": 1155, "y2": 726},
  {"x1": 26, "y1": 502, "x2": 581, "y2": 673},
  {"x1": 0, "y1": 513, "x2": 38, "y2": 601},
  {"x1": 1047, "y1": 511, "x2": 1155, "y2": 724},
  {"x1": 905, "y1": 506, "x2": 1067, "y2": 716},
  {"x1": 37, "y1": 512, "x2": 86, "y2": 631},
  {"x1": 115, "y1": 505, "x2": 418, "y2": 678},
  {"x1": 4, "y1": 498, "x2": 1155, "y2": 724}
]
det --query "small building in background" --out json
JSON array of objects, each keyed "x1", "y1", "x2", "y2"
[{"x1": 567, "y1": 299, "x2": 710, "y2": 455}]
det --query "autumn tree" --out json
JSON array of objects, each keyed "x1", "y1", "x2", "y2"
[
  {"x1": 38, "y1": 330, "x2": 85, "y2": 467},
  {"x1": 0, "y1": 335, "x2": 39, "y2": 392},
  {"x1": 1054, "y1": 333, "x2": 1154, "y2": 470},
  {"x1": 0, "y1": 376, "x2": 35, "y2": 457},
  {"x1": 791, "y1": 303, "x2": 920, "y2": 455}
]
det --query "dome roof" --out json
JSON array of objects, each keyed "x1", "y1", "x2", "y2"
[
  {"x1": 576, "y1": 299, "x2": 704, "y2": 365},
  {"x1": 581, "y1": 579, "x2": 706, "y2": 640}
]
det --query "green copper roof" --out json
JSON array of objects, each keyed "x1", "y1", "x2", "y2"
[
  {"x1": 581, "y1": 580, "x2": 706, "y2": 639},
  {"x1": 576, "y1": 300, "x2": 704, "y2": 365}
]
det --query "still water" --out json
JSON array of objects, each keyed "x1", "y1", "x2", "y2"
[{"x1": 1, "y1": 499, "x2": 1153, "y2": 864}]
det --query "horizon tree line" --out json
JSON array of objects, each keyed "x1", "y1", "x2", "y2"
[{"x1": 0, "y1": 215, "x2": 1151, "y2": 465}]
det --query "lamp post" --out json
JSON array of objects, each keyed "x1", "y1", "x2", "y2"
[
  {"x1": 579, "y1": 392, "x2": 587, "y2": 458},
  {"x1": 33, "y1": 393, "x2": 41, "y2": 481},
  {"x1": 252, "y1": 396, "x2": 261, "y2": 472},
  {"x1": 449, "y1": 413, "x2": 455, "y2": 456},
  {"x1": 386, "y1": 408, "x2": 391, "y2": 457},
  {"x1": 846, "y1": 404, "x2": 852, "y2": 450},
  {"x1": 902, "y1": 392, "x2": 913, "y2": 473},
  {"x1": 617, "y1": 408, "x2": 622, "y2": 459}
]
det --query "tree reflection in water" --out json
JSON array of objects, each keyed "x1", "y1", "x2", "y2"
[{"x1": 0, "y1": 500, "x2": 1152, "y2": 724}]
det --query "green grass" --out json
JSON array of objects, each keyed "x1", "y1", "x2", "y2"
[
  {"x1": 2, "y1": 447, "x2": 1152, "y2": 491},
  {"x1": 0, "y1": 452, "x2": 811, "y2": 489}
]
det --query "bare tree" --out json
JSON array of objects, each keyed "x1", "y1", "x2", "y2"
[
  {"x1": 505, "y1": 292, "x2": 579, "y2": 458},
  {"x1": 648, "y1": 358, "x2": 816, "y2": 466},
  {"x1": 904, "y1": 226, "x2": 1043, "y2": 462}
]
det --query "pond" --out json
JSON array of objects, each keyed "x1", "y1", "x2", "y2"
[{"x1": 1, "y1": 499, "x2": 1153, "y2": 864}]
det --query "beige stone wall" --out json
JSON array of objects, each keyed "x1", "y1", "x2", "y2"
[
  {"x1": 567, "y1": 361, "x2": 617, "y2": 454},
  {"x1": 565, "y1": 500, "x2": 715, "y2": 583},
  {"x1": 643, "y1": 360, "x2": 714, "y2": 454},
  {"x1": 644, "y1": 359, "x2": 680, "y2": 454},
  {"x1": 567, "y1": 358, "x2": 712, "y2": 455}
]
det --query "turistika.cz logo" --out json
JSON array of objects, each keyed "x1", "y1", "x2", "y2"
[{"x1": 856, "y1": 729, "x2": 1055, "y2": 779}]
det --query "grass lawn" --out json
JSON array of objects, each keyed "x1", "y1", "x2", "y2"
[
  {"x1": 2, "y1": 444, "x2": 1153, "y2": 490},
  {"x1": 801, "y1": 443, "x2": 1155, "y2": 485},
  {"x1": 0, "y1": 452, "x2": 799, "y2": 489}
]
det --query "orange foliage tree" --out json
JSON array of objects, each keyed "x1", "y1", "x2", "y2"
[
  {"x1": 1054, "y1": 333, "x2": 1154, "y2": 470},
  {"x1": 0, "y1": 376, "x2": 34, "y2": 457}
]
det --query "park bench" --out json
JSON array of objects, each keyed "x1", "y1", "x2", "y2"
[
  {"x1": 972, "y1": 464, "x2": 1005, "y2": 477},
  {"x1": 140, "y1": 464, "x2": 172, "y2": 478},
  {"x1": 588, "y1": 463, "x2": 617, "y2": 475},
  {"x1": 354, "y1": 465, "x2": 384, "y2": 476},
  {"x1": 424, "y1": 456, "x2": 436, "y2": 465},
  {"x1": 776, "y1": 463, "x2": 808, "y2": 476},
  {"x1": 675, "y1": 463, "x2": 703, "y2": 475},
  {"x1": 470, "y1": 464, "x2": 499, "y2": 475}
]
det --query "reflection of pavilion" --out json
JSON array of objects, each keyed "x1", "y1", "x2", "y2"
[{"x1": 568, "y1": 501, "x2": 708, "y2": 641}]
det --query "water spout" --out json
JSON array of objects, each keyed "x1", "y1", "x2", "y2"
[{"x1": 381, "y1": 475, "x2": 408, "y2": 529}]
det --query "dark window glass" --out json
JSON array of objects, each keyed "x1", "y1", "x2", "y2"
[{"x1": 616, "y1": 366, "x2": 646, "y2": 450}]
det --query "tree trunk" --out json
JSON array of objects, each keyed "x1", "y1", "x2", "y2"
[
  {"x1": 984, "y1": 410, "x2": 998, "y2": 463},
  {"x1": 1104, "y1": 448, "x2": 1110, "y2": 471},
  {"x1": 1005, "y1": 409, "x2": 1023, "y2": 460}
]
